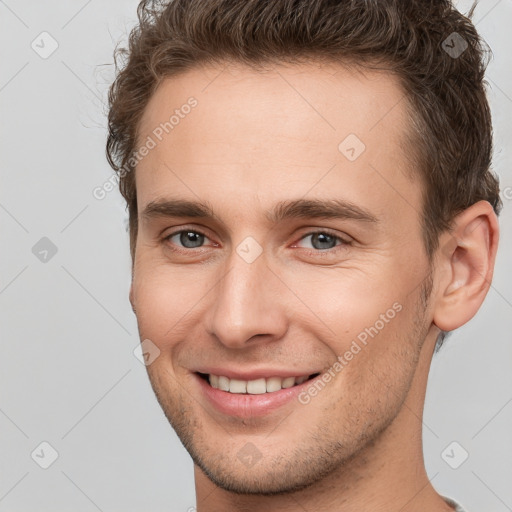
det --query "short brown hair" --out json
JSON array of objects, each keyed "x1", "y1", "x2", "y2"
[{"x1": 106, "y1": 0, "x2": 502, "y2": 263}]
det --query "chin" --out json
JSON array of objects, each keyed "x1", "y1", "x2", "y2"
[{"x1": 192, "y1": 451, "x2": 333, "y2": 496}]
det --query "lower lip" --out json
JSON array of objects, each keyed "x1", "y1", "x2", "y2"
[{"x1": 195, "y1": 374, "x2": 313, "y2": 418}]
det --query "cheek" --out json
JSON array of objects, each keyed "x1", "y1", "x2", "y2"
[
  {"x1": 288, "y1": 266, "x2": 408, "y2": 345},
  {"x1": 325, "y1": 303, "x2": 422, "y2": 421},
  {"x1": 288, "y1": 263, "x2": 427, "y2": 393},
  {"x1": 131, "y1": 265, "x2": 209, "y2": 346},
  {"x1": 132, "y1": 246, "x2": 426, "y2": 357}
]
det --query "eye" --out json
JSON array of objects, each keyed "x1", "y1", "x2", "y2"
[
  {"x1": 162, "y1": 228, "x2": 350, "y2": 257},
  {"x1": 293, "y1": 230, "x2": 349, "y2": 252},
  {"x1": 163, "y1": 229, "x2": 211, "y2": 250}
]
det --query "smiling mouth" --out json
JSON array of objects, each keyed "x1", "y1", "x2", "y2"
[{"x1": 197, "y1": 372, "x2": 321, "y2": 395}]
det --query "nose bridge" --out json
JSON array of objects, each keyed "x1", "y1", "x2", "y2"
[{"x1": 206, "y1": 243, "x2": 287, "y2": 348}]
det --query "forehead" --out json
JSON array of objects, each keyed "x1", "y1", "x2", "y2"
[
  {"x1": 135, "y1": 60, "x2": 422, "y2": 230},
  {"x1": 138, "y1": 60, "x2": 410, "y2": 149}
]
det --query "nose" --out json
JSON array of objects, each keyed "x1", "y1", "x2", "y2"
[{"x1": 204, "y1": 245, "x2": 289, "y2": 349}]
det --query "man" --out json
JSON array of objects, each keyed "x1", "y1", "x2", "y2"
[{"x1": 106, "y1": 0, "x2": 502, "y2": 510}]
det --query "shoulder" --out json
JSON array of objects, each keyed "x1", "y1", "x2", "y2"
[{"x1": 443, "y1": 495, "x2": 471, "y2": 512}]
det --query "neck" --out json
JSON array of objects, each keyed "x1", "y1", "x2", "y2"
[{"x1": 194, "y1": 331, "x2": 454, "y2": 512}]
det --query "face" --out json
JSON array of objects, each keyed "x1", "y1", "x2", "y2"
[{"x1": 130, "y1": 61, "x2": 435, "y2": 494}]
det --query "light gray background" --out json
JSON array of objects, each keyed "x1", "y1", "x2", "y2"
[{"x1": 1, "y1": 1, "x2": 511, "y2": 511}]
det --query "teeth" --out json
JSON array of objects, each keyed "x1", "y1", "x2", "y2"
[
  {"x1": 229, "y1": 379, "x2": 247, "y2": 394},
  {"x1": 295, "y1": 375, "x2": 308, "y2": 385},
  {"x1": 247, "y1": 378, "x2": 266, "y2": 394},
  {"x1": 217, "y1": 375, "x2": 230, "y2": 391},
  {"x1": 208, "y1": 374, "x2": 311, "y2": 394},
  {"x1": 282, "y1": 377, "x2": 295, "y2": 388},
  {"x1": 266, "y1": 377, "x2": 282, "y2": 393},
  {"x1": 209, "y1": 374, "x2": 219, "y2": 388}
]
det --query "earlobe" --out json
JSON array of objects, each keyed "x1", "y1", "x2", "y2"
[
  {"x1": 129, "y1": 284, "x2": 136, "y2": 314},
  {"x1": 433, "y1": 201, "x2": 499, "y2": 332}
]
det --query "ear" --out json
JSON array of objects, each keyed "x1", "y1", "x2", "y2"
[
  {"x1": 433, "y1": 200, "x2": 499, "y2": 332},
  {"x1": 129, "y1": 283, "x2": 136, "y2": 314}
]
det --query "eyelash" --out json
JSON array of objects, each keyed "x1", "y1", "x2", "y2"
[{"x1": 162, "y1": 228, "x2": 351, "y2": 257}]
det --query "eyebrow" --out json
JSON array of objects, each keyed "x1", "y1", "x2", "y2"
[{"x1": 141, "y1": 198, "x2": 378, "y2": 224}]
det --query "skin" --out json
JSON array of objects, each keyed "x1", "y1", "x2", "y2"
[{"x1": 129, "y1": 61, "x2": 499, "y2": 511}]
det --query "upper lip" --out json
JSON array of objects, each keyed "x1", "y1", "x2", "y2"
[{"x1": 193, "y1": 367, "x2": 320, "y2": 381}]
